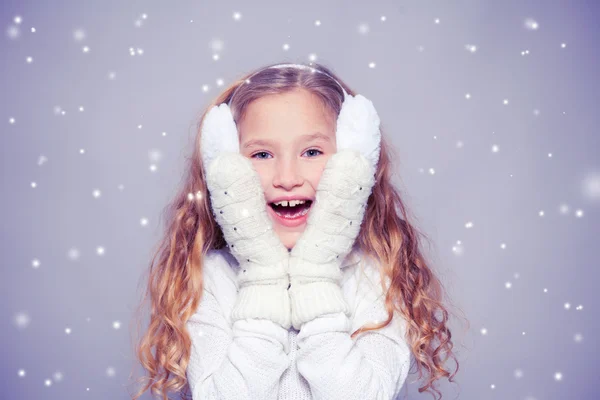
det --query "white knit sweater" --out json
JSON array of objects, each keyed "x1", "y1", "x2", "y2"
[{"x1": 185, "y1": 247, "x2": 412, "y2": 400}]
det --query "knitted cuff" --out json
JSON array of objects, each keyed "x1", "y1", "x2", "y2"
[
  {"x1": 231, "y1": 257, "x2": 291, "y2": 329},
  {"x1": 231, "y1": 275, "x2": 292, "y2": 329},
  {"x1": 236, "y1": 258, "x2": 288, "y2": 286},
  {"x1": 288, "y1": 256, "x2": 350, "y2": 330}
]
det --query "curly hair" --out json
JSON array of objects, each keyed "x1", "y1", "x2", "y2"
[{"x1": 128, "y1": 61, "x2": 467, "y2": 400}]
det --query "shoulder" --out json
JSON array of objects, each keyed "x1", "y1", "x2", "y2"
[
  {"x1": 202, "y1": 248, "x2": 240, "y2": 292},
  {"x1": 204, "y1": 248, "x2": 238, "y2": 269},
  {"x1": 340, "y1": 249, "x2": 409, "y2": 331},
  {"x1": 340, "y1": 249, "x2": 388, "y2": 300},
  {"x1": 194, "y1": 248, "x2": 240, "y2": 316}
]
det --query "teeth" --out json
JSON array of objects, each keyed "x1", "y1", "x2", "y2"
[{"x1": 273, "y1": 199, "x2": 306, "y2": 207}]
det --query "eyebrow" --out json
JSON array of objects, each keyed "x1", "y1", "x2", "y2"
[{"x1": 242, "y1": 132, "x2": 332, "y2": 149}]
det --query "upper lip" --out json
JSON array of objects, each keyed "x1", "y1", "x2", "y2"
[{"x1": 268, "y1": 195, "x2": 314, "y2": 204}]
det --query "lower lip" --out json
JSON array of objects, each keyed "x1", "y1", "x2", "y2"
[{"x1": 267, "y1": 204, "x2": 311, "y2": 228}]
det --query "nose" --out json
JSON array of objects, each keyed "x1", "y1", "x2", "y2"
[{"x1": 272, "y1": 157, "x2": 303, "y2": 190}]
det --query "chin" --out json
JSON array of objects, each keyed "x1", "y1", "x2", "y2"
[
  {"x1": 282, "y1": 237, "x2": 297, "y2": 251},
  {"x1": 278, "y1": 231, "x2": 301, "y2": 251}
]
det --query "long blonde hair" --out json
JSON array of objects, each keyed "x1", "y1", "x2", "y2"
[{"x1": 129, "y1": 61, "x2": 466, "y2": 400}]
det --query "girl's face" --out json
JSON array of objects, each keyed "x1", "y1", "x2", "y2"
[{"x1": 238, "y1": 88, "x2": 337, "y2": 250}]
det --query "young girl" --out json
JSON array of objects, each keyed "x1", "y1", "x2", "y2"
[{"x1": 131, "y1": 62, "x2": 461, "y2": 400}]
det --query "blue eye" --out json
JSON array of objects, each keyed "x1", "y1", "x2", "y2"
[
  {"x1": 252, "y1": 151, "x2": 272, "y2": 160},
  {"x1": 304, "y1": 149, "x2": 323, "y2": 157}
]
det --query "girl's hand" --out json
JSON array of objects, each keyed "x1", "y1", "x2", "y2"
[
  {"x1": 205, "y1": 152, "x2": 292, "y2": 329},
  {"x1": 288, "y1": 149, "x2": 376, "y2": 330}
]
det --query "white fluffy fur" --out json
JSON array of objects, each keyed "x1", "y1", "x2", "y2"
[
  {"x1": 200, "y1": 103, "x2": 240, "y2": 173},
  {"x1": 335, "y1": 94, "x2": 381, "y2": 172}
]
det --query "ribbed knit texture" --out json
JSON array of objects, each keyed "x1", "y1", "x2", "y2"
[
  {"x1": 288, "y1": 258, "x2": 349, "y2": 329},
  {"x1": 231, "y1": 273, "x2": 291, "y2": 328},
  {"x1": 185, "y1": 248, "x2": 412, "y2": 400}
]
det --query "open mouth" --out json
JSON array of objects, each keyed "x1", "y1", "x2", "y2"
[{"x1": 268, "y1": 200, "x2": 313, "y2": 219}]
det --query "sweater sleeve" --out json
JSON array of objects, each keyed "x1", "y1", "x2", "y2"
[
  {"x1": 185, "y1": 249, "x2": 291, "y2": 400},
  {"x1": 294, "y1": 259, "x2": 412, "y2": 400}
]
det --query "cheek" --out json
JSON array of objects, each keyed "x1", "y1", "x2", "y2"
[
  {"x1": 310, "y1": 158, "x2": 331, "y2": 188},
  {"x1": 250, "y1": 161, "x2": 272, "y2": 191}
]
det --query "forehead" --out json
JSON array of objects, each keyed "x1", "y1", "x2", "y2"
[{"x1": 238, "y1": 89, "x2": 336, "y2": 143}]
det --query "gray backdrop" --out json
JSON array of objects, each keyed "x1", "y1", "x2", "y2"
[{"x1": 1, "y1": 0, "x2": 598, "y2": 399}]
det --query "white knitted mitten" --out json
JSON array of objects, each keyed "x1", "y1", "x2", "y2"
[
  {"x1": 288, "y1": 149, "x2": 376, "y2": 330},
  {"x1": 205, "y1": 152, "x2": 291, "y2": 329}
]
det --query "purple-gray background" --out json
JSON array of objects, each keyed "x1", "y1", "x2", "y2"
[{"x1": 1, "y1": 0, "x2": 598, "y2": 399}]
